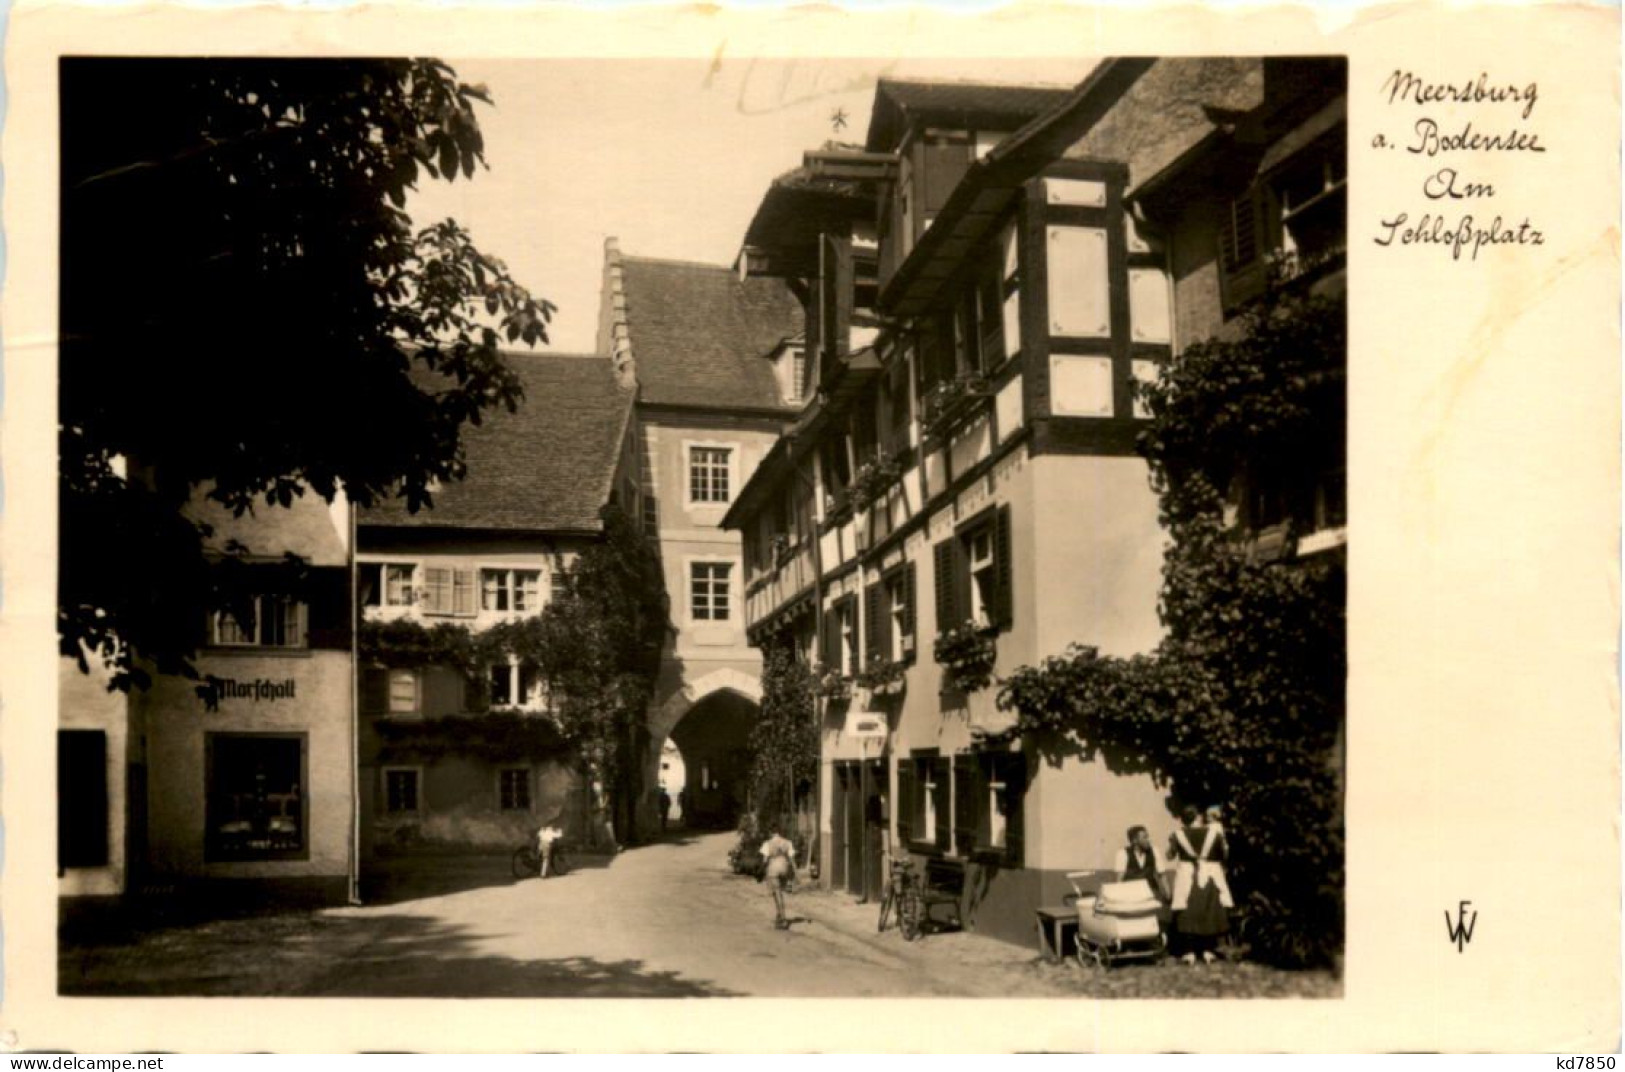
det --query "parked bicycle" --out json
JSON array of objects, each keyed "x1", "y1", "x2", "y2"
[
  {"x1": 511, "y1": 827, "x2": 569, "y2": 880},
  {"x1": 876, "y1": 857, "x2": 924, "y2": 941}
]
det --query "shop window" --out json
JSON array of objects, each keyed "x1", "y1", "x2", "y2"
[
  {"x1": 421, "y1": 567, "x2": 475, "y2": 617},
  {"x1": 206, "y1": 734, "x2": 306, "y2": 860},
  {"x1": 690, "y1": 561, "x2": 733, "y2": 622},
  {"x1": 387, "y1": 669, "x2": 419, "y2": 715},
  {"x1": 481, "y1": 568, "x2": 544, "y2": 614},
  {"x1": 58, "y1": 730, "x2": 108, "y2": 870},
  {"x1": 499, "y1": 768, "x2": 532, "y2": 812},
  {"x1": 383, "y1": 767, "x2": 420, "y2": 814},
  {"x1": 210, "y1": 595, "x2": 306, "y2": 649},
  {"x1": 934, "y1": 506, "x2": 1014, "y2": 636},
  {"x1": 688, "y1": 446, "x2": 733, "y2": 504}
]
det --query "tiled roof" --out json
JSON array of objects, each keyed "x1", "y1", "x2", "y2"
[
  {"x1": 360, "y1": 352, "x2": 632, "y2": 533},
  {"x1": 865, "y1": 78, "x2": 1075, "y2": 152},
  {"x1": 619, "y1": 256, "x2": 802, "y2": 412}
]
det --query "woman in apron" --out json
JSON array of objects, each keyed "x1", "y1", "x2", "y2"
[{"x1": 1169, "y1": 805, "x2": 1231, "y2": 964}]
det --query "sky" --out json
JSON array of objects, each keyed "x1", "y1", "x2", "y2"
[{"x1": 407, "y1": 57, "x2": 1096, "y2": 354}]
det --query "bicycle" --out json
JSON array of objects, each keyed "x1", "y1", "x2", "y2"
[
  {"x1": 511, "y1": 836, "x2": 569, "y2": 880},
  {"x1": 876, "y1": 857, "x2": 924, "y2": 941}
]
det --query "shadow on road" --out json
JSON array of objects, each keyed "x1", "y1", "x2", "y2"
[
  {"x1": 63, "y1": 910, "x2": 739, "y2": 998},
  {"x1": 359, "y1": 851, "x2": 616, "y2": 907}
]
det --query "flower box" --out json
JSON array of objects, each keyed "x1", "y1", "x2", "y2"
[
  {"x1": 921, "y1": 375, "x2": 993, "y2": 440},
  {"x1": 933, "y1": 619, "x2": 997, "y2": 693}
]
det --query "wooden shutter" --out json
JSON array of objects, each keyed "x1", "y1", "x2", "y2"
[
  {"x1": 993, "y1": 506, "x2": 1014, "y2": 630},
  {"x1": 864, "y1": 582, "x2": 884, "y2": 667},
  {"x1": 895, "y1": 758, "x2": 915, "y2": 846},
  {"x1": 1003, "y1": 752, "x2": 1028, "y2": 867},
  {"x1": 58, "y1": 730, "x2": 108, "y2": 869},
  {"x1": 820, "y1": 603, "x2": 839, "y2": 668},
  {"x1": 922, "y1": 133, "x2": 971, "y2": 216},
  {"x1": 933, "y1": 539, "x2": 958, "y2": 638},
  {"x1": 953, "y1": 753, "x2": 978, "y2": 857},
  {"x1": 931, "y1": 755, "x2": 952, "y2": 853},
  {"x1": 360, "y1": 667, "x2": 389, "y2": 715},
  {"x1": 305, "y1": 566, "x2": 352, "y2": 651},
  {"x1": 1218, "y1": 186, "x2": 1269, "y2": 312},
  {"x1": 820, "y1": 234, "x2": 853, "y2": 376},
  {"x1": 902, "y1": 562, "x2": 918, "y2": 662}
]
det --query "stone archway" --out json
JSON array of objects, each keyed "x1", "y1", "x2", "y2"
[{"x1": 643, "y1": 669, "x2": 762, "y2": 834}]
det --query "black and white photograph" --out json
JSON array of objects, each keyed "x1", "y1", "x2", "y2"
[
  {"x1": 6, "y1": 1, "x2": 1617, "y2": 1052},
  {"x1": 55, "y1": 54, "x2": 1347, "y2": 1000}
]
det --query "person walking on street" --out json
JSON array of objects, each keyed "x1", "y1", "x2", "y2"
[
  {"x1": 658, "y1": 788, "x2": 671, "y2": 834},
  {"x1": 760, "y1": 828, "x2": 797, "y2": 930}
]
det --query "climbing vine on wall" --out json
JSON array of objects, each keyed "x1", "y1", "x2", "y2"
[
  {"x1": 998, "y1": 285, "x2": 1347, "y2": 970},
  {"x1": 741, "y1": 640, "x2": 820, "y2": 839},
  {"x1": 360, "y1": 505, "x2": 669, "y2": 843}
]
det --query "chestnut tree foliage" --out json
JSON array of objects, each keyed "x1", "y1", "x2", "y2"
[
  {"x1": 60, "y1": 58, "x2": 553, "y2": 688},
  {"x1": 999, "y1": 287, "x2": 1347, "y2": 969}
]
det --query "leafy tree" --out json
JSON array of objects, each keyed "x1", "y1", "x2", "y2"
[
  {"x1": 60, "y1": 58, "x2": 554, "y2": 689},
  {"x1": 744, "y1": 641, "x2": 820, "y2": 834}
]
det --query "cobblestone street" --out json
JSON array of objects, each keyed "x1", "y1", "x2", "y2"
[{"x1": 61, "y1": 832, "x2": 1338, "y2": 999}]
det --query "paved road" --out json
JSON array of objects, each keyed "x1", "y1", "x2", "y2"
[{"x1": 61, "y1": 831, "x2": 1338, "y2": 999}]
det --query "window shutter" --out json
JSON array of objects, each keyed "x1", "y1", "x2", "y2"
[
  {"x1": 58, "y1": 730, "x2": 108, "y2": 869},
  {"x1": 1218, "y1": 186, "x2": 1269, "y2": 312},
  {"x1": 360, "y1": 667, "x2": 389, "y2": 715},
  {"x1": 821, "y1": 604, "x2": 839, "y2": 669},
  {"x1": 994, "y1": 506, "x2": 1014, "y2": 630},
  {"x1": 865, "y1": 582, "x2": 884, "y2": 667},
  {"x1": 936, "y1": 539, "x2": 955, "y2": 639},
  {"x1": 902, "y1": 562, "x2": 918, "y2": 662},
  {"x1": 305, "y1": 566, "x2": 352, "y2": 651},
  {"x1": 931, "y1": 755, "x2": 952, "y2": 853},
  {"x1": 1004, "y1": 753, "x2": 1028, "y2": 867},
  {"x1": 953, "y1": 753, "x2": 978, "y2": 857},
  {"x1": 895, "y1": 759, "x2": 915, "y2": 846}
]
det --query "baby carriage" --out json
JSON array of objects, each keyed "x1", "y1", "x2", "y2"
[{"x1": 1067, "y1": 873, "x2": 1167, "y2": 969}]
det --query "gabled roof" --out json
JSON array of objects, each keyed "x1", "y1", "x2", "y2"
[
  {"x1": 865, "y1": 78, "x2": 1075, "y2": 152},
  {"x1": 360, "y1": 352, "x2": 632, "y2": 534},
  {"x1": 619, "y1": 256, "x2": 802, "y2": 413}
]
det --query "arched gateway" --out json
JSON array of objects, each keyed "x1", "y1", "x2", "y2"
[{"x1": 644, "y1": 670, "x2": 762, "y2": 833}]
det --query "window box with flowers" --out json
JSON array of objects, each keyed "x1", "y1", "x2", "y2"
[
  {"x1": 815, "y1": 664, "x2": 853, "y2": 704},
  {"x1": 855, "y1": 655, "x2": 908, "y2": 699},
  {"x1": 824, "y1": 490, "x2": 854, "y2": 528},
  {"x1": 847, "y1": 453, "x2": 901, "y2": 512},
  {"x1": 922, "y1": 374, "x2": 993, "y2": 441},
  {"x1": 933, "y1": 619, "x2": 997, "y2": 694}
]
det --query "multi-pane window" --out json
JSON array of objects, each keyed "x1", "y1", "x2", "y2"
[
  {"x1": 691, "y1": 562, "x2": 733, "y2": 621},
  {"x1": 422, "y1": 567, "x2": 476, "y2": 617},
  {"x1": 689, "y1": 446, "x2": 732, "y2": 504},
  {"x1": 384, "y1": 564, "x2": 415, "y2": 606},
  {"x1": 887, "y1": 572, "x2": 912, "y2": 659},
  {"x1": 967, "y1": 527, "x2": 997, "y2": 627},
  {"x1": 490, "y1": 661, "x2": 546, "y2": 710},
  {"x1": 499, "y1": 768, "x2": 532, "y2": 811},
  {"x1": 384, "y1": 768, "x2": 420, "y2": 814},
  {"x1": 211, "y1": 596, "x2": 306, "y2": 649},
  {"x1": 839, "y1": 600, "x2": 857, "y2": 675},
  {"x1": 481, "y1": 568, "x2": 544, "y2": 614}
]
